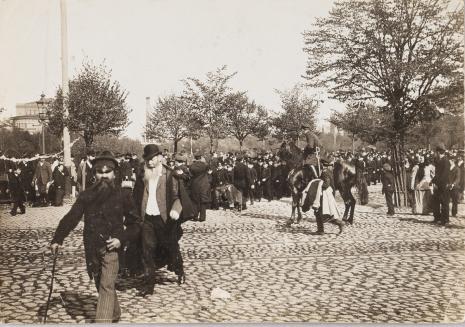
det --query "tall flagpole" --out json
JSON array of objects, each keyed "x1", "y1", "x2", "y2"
[{"x1": 60, "y1": 0, "x2": 71, "y2": 174}]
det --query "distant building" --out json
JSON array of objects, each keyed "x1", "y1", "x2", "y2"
[{"x1": 9, "y1": 95, "x2": 52, "y2": 134}]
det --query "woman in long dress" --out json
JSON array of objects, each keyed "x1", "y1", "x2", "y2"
[{"x1": 412, "y1": 156, "x2": 435, "y2": 214}]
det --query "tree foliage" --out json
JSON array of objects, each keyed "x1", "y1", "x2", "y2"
[
  {"x1": 146, "y1": 94, "x2": 198, "y2": 153},
  {"x1": 45, "y1": 61, "x2": 131, "y2": 148},
  {"x1": 182, "y1": 66, "x2": 237, "y2": 151},
  {"x1": 224, "y1": 92, "x2": 270, "y2": 150},
  {"x1": 272, "y1": 85, "x2": 319, "y2": 142},
  {"x1": 303, "y1": 0, "x2": 464, "y2": 139},
  {"x1": 329, "y1": 102, "x2": 389, "y2": 144}
]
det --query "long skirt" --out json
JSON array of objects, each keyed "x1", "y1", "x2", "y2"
[{"x1": 414, "y1": 189, "x2": 432, "y2": 214}]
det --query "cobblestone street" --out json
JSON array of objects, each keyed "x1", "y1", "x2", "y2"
[{"x1": 1, "y1": 184, "x2": 465, "y2": 323}]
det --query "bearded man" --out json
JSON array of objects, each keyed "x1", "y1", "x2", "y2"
[
  {"x1": 133, "y1": 144, "x2": 185, "y2": 297},
  {"x1": 50, "y1": 151, "x2": 141, "y2": 323}
]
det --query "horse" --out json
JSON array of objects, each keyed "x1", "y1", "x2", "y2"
[
  {"x1": 277, "y1": 141, "x2": 319, "y2": 225},
  {"x1": 333, "y1": 159, "x2": 357, "y2": 224},
  {"x1": 278, "y1": 142, "x2": 359, "y2": 226}
]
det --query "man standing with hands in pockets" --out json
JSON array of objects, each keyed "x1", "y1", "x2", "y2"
[{"x1": 50, "y1": 151, "x2": 141, "y2": 323}]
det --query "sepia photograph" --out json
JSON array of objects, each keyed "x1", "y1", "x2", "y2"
[{"x1": 0, "y1": 0, "x2": 464, "y2": 323}]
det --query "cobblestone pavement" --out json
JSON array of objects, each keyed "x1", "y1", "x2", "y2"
[{"x1": 1, "y1": 185, "x2": 465, "y2": 323}]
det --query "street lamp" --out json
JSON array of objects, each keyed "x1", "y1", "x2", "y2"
[{"x1": 36, "y1": 93, "x2": 47, "y2": 154}]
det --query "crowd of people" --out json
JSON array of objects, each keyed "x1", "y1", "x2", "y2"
[{"x1": 1, "y1": 140, "x2": 463, "y2": 322}]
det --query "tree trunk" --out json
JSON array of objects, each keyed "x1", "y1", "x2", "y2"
[
  {"x1": 190, "y1": 136, "x2": 193, "y2": 156},
  {"x1": 209, "y1": 136, "x2": 214, "y2": 153},
  {"x1": 83, "y1": 131, "x2": 93, "y2": 150},
  {"x1": 173, "y1": 139, "x2": 178, "y2": 153},
  {"x1": 352, "y1": 134, "x2": 355, "y2": 153},
  {"x1": 239, "y1": 139, "x2": 243, "y2": 151}
]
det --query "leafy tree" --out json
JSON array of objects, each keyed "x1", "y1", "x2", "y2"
[
  {"x1": 182, "y1": 66, "x2": 237, "y2": 152},
  {"x1": 329, "y1": 102, "x2": 388, "y2": 146},
  {"x1": 303, "y1": 0, "x2": 463, "y2": 146},
  {"x1": 224, "y1": 92, "x2": 270, "y2": 150},
  {"x1": 272, "y1": 85, "x2": 318, "y2": 144},
  {"x1": 146, "y1": 94, "x2": 198, "y2": 153},
  {"x1": 304, "y1": 0, "x2": 463, "y2": 206},
  {"x1": 45, "y1": 61, "x2": 131, "y2": 149}
]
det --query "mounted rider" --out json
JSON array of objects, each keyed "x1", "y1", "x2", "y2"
[{"x1": 301, "y1": 123, "x2": 322, "y2": 179}]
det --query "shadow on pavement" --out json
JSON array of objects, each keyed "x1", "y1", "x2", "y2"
[{"x1": 37, "y1": 291, "x2": 97, "y2": 323}]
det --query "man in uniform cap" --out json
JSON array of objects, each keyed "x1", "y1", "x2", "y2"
[
  {"x1": 381, "y1": 163, "x2": 395, "y2": 216},
  {"x1": 50, "y1": 150, "x2": 141, "y2": 322},
  {"x1": 301, "y1": 123, "x2": 321, "y2": 178},
  {"x1": 431, "y1": 143, "x2": 450, "y2": 225}
]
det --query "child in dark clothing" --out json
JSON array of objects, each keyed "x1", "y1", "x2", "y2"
[{"x1": 382, "y1": 163, "x2": 395, "y2": 215}]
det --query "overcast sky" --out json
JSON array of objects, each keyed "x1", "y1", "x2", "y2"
[{"x1": 0, "y1": 0, "x2": 344, "y2": 140}]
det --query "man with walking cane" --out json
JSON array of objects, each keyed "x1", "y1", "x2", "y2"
[{"x1": 50, "y1": 151, "x2": 141, "y2": 323}]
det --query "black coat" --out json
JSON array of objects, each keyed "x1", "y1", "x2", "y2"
[
  {"x1": 189, "y1": 161, "x2": 211, "y2": 204},
  {"x1": 51, "y1": 187, "x2": 141, "y2": 277},
  {"x1": 382, "y1": 170, "x2": 395, "y2": 193},
  {"x1": 432, "y1": 156, "x2": 450, "y2": 191},
  {"x1": 233, "y1": 162, "x2": 251, "y2": 192},
  {"x1": 8, "y1": 173, "x2": 26, "y2": 201}
]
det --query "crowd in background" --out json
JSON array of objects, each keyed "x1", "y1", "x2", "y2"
[{"x1": 1, "y1": 144, "x2": 464, "y2": 222}]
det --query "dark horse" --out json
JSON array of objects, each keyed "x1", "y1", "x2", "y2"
[
  {"x1": 278, "y1": 141, "x2": 318, "y2": 224},
  {"x1": 333, "y1": 159, "x2": 357, "y2": 224},
  {"x1": 278, "y1": 142, "x2": 358, "y2": 225}
]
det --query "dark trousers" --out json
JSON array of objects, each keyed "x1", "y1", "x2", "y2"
[
  {"x1": 93, "y1": 248, "x2": 121, "y2": 323},
  {"x1": 11, "y1": 197, "x2": 25, "y2": 214},
  {"x1": 198, "y1": 203, "x2": 207, "y2": 221},
  {"x1": 142, "y1": 214, "x2": 183, "y2": 288},
  {"x1": 450, "y1": 189, "x2": 460, "y2": 217},
  {"x1": 432, "y1": 189, "x2": 450, "y2": 224},
  {"x1": 385, "y1": 191, "x2": 394, "y2": 214},
  {"x1": 249, "y1": 187, "x2": 255, "y2": 205},
  {"x1": 54, "y1": 187, "x2": 64, "y2": 206},
  {"x1": 255, "y1": 183, "x2": 262, "y2": 201}
]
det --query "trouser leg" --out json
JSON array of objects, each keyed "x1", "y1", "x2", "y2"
[
  {"x1": 440, "y1": 191, "x2": 450, "y2": 224},
  {"x1": 385, "y1": 191, "x2": 394, "y2": 214},
  {"x1": 142, "y1": 216, "x2": 157, "y2": 289},
  {"x1": 199, "y1": 203, "x2": 207, "y2": 221},
  {"x1": 451, "y1": 189, "x2": 459, "y2": 216},
  {"x1": 95, "y1": 250, "x2": 120, "y2": 323}
]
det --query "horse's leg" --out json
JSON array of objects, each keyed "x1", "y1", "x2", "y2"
[
  {"x1": 348, "y1": 190, "x2": 356, "y2": 225},
  {"x1": 287, "y1": 193, "x2": 297, "y2": 226},
  {"x1": 296, "y1": 196, "x2": 302, "y2": 223},
  {"x1": 340, "y1": 189, "x2": 349, "y2": 221}
]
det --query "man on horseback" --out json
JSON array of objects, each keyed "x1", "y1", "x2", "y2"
[{"x1": 301, "y1": 123, "x2": 321, "y2": 178}]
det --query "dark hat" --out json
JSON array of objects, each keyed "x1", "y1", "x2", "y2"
[
  {"x1": 93, "y1": 150, "x2": 118, "y2": 171},
  {"x1": 86, "y1": 149, "x2": 96, "y2": 156},
  {"x1": 436, "y1": 143, "x2": 446, "y2": 152},
  {"x1": 301, "y1": 123, "x2": 311, "y2": 129},
  {"x1": 383, "y1": 163, "x2": 391, "y2": 171},
  {"x1": 124, "y1": 152, "x2": 132, "y2": 159},
  {"x1": 143, "y1": 144, "x2": 162, "y2": 161}
]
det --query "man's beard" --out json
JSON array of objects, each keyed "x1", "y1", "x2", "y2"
[{"x1": 90, "y1": 178, "x2": 116, "y2": 204}]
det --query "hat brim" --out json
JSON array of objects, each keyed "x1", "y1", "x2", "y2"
[
  {"x1": 92, "y1": 156, "x2": 119, "y2": 168},
  {"x1": 143, "y1": 152, "x2": 161, "y2": 161}
]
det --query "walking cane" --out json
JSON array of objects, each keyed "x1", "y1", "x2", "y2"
[{"x1": 44, "y1": 249, "x2": 58, "y2": 324}]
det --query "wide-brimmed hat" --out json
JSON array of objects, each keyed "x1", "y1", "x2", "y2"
[
  {"x1": 93, "y1": 150, "x2": 119, "y2": 171},
  {"x1": 143, "y1": 144, "x2": 162, "y2": 161}
]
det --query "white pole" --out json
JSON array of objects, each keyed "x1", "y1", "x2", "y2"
[{"x1": 61, "y1": 0, "x2": 72, "y2": 190}]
